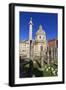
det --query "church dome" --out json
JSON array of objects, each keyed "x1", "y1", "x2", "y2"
[{"x1": 36, "y1": 25, "x2": 45, "y2": 35}]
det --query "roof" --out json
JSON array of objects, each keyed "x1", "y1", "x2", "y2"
[
  {"x1": 36, "y1": 25, "x2": 45, "y2": 35},
  {"x1": 48, "y1": 39, "x2": 58, "y2": 47}
]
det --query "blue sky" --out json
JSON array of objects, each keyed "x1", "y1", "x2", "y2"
[{"x1": 19, "y1": 12, "x2": 58, "y2": 41}]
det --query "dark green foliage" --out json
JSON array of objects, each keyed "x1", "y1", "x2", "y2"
[{"x1": 20, "y1": 58, "x2": 58, "y2": 78}]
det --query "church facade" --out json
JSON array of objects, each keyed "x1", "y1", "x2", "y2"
[{"x1": 19, "y1": 18, "x2": 58, "y2": 65}]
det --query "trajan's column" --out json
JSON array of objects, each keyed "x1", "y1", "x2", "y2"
[
  {"x1": 29, "y1": 17, "x2": 33, "y2": 59},
  {"x1": 29, "y1": 17, "x2": 33, "y2": 40}
]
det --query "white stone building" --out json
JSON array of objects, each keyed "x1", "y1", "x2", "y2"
[{"x1": 19, "y1": 40, "x2": 30, "y2": 58}]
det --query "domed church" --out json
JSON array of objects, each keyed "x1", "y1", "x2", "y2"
[{"x1": 33, "y1": 25, "x2": 47, "y2": 57}]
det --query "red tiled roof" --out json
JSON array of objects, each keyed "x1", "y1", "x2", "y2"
[{"x1": 48, "y1": 39, "x2": 58, "y2": 47}]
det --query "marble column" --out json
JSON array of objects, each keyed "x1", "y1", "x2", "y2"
[{"x1": 47, "y1": 49, "x2": 50, "y2": 64}]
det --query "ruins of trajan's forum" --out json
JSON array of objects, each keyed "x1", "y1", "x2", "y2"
[{"x1": 19, "y1": 18, "x2": 58, "y2": 66}]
